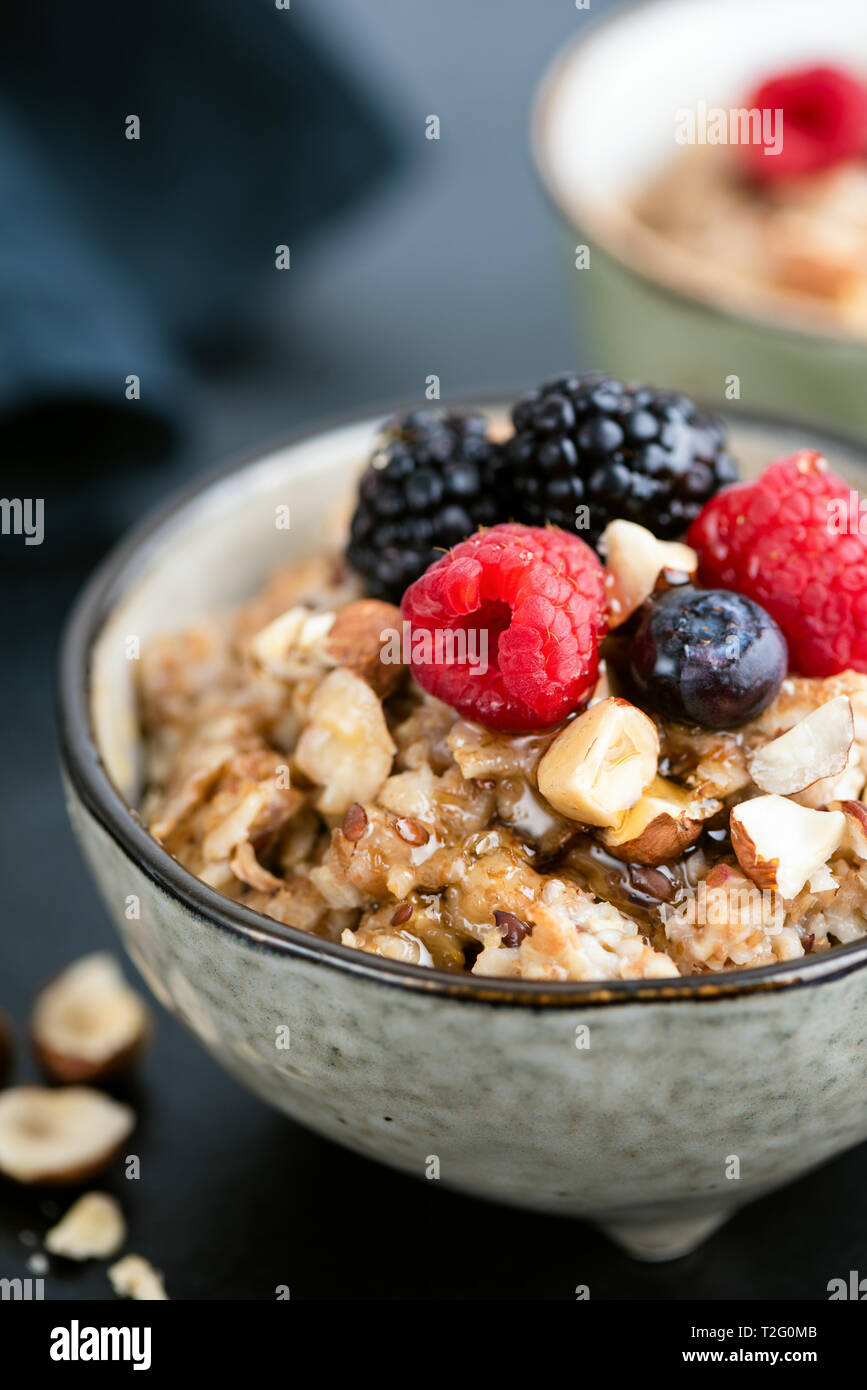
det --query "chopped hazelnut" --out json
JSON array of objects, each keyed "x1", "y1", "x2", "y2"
[
  {"x1": 46, "y1": 1192, "x2": 126, "y2": 1260},
  {"x1": 108, "y1": 1254, "x2": 168, "y2": 1301},
  {"x1": 748, "y1": 696, "x2": 854, "y2": 795},
  {"x1": 730, "y1": 795, "x2": 845, "y2": 900},
  {"x1": 0, "y1": 1087, "x2": 134, "y2": 1185},
  {"x1": 324, "y1": 599, "x2": 405, "y2": 696},
  {"x1": 31, "y1": 954, "x2": 149, "y2": 1084},
  {"x1": 600, "y1": 519, "x2": 698, "y2": 627},
  {"x1": 537, "y1": 697, "x2": 659, "y2": 826}
]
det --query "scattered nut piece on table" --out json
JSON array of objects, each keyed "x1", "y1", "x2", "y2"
[
  {"x1": 108, "y1": 1254, "x2": 168, "y2": 1301},
  {"x1": 45, "y1": 1192, "x2": 127, "y2": 1260},
  {"x1": 31, "y1": 952, "x2": 150, "y2": 1084},
  {"x1": 0, "y1": 1086, "x2": 134, "y2": 1185}
]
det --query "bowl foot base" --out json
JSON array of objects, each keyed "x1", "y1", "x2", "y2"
[{"x1": 599, "y1": 1207, "x2": 732, "y2": 1262}]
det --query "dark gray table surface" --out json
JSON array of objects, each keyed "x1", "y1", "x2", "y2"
[{"x1": 1, "y1": 0, "x2": 864, "y2": 1301}]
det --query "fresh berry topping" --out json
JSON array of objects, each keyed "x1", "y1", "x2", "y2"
[
  {"x1": 346, "y1": 410, "x2": 505, "y2": 603},
  {"x1": 505, "y1": 374, "x2": 737, "y2": 547},
  {"x1": 687, "y1": 451, "x2": 867, "y2": 678},
  {"x1": 401, "y1": 523, "x2": 607, "y2": 731},
  {"x1": 629, "y1": 587, "x2": 787, "y2": 729},
  {"x1": 742, "y1": 65, "x2": 867, "y2": 182}
]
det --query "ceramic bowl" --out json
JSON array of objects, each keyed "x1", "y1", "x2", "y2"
[
  {"x1": 59, "y1": 404, "x2": 867, "y2": 1261},
  {"x1": 533, "y1": 0, "x2": 867, "y2": 438}
]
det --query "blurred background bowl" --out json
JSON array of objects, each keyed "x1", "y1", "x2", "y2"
[{"x1": 533, "y1": 0, "x2": 867, "y2": 437}]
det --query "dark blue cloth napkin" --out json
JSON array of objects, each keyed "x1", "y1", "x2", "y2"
[{"x1": 0, "y1": 0, "x2": 401, "y2": 441}]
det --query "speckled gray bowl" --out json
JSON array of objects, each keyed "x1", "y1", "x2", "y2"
[{"x1": 59, "y1": 404, "x2": 867, "y2": 1260}]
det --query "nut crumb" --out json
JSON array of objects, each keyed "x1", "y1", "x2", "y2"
[
  {"x1": 46, "y1": 1192, "x2": 126, "y2": 1260},
  {"x1": 324, "y1": 598, "x2": 404, "y2": 696},
  {"x1": 108, "y1": 1254, "x2": 168, "y2": 1301}
]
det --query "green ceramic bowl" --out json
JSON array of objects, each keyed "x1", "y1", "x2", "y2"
[{"x1": 533, "y1": 0, "x2": 867, "y2": 437}]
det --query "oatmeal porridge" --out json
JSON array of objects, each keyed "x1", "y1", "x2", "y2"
[{"x1": 633, "y1": 66, "x2": 867, "y2": 336}]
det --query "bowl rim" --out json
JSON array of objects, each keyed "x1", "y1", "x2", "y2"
[
  {"x1": 58, "y1": 395, "x2": 867, "y2": 1007},
  {"x1": 531, "y1": 0, "x2": 867, "y2": 350}
]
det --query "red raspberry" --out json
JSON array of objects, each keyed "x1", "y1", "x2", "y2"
[
  {"x1": 687, "y1": 451, "x2": 867, "y2": 677},
  {"x1": 400, "y1": 523, "x2": 607, "y2": 731},
  {"x1": 742, "y1": 65, "x2": 867, "y2": 182}
]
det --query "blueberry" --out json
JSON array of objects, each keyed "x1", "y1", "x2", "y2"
[{"x1": 629, "y1": 588, "x2": 787, "y2": 729}]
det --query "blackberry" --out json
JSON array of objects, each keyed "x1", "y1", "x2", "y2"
[
  {"x1": 505, "y1": 373, "x2": 738, "y2": 546},
  {"x1": 346, "y1": 410, "x2": 504, "y2": 602}
]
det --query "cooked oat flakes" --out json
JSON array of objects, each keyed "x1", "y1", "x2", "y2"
[{"x1": 139, "y1": 551, "x2": 867, "y2": 982}]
